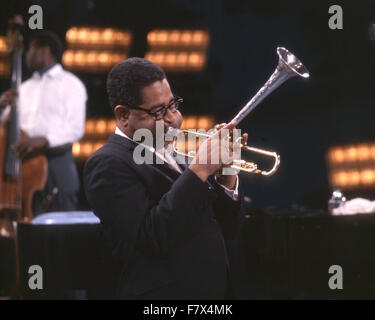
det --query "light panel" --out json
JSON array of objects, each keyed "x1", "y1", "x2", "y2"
[
  {"x1": 0, "y1": 36, "x2": 10, "y2": 77},
  {"x1": 327, "y1": 142, "x2": 375, "y2": 190},
  {"x1": 331, "y1": 169, "x2": 375, "y2": 188},
  {"x1": 73, "y1": 141, "x2": 106, "y2": 159},
  {"x1": 66, "y1": 27, "x2": 132, "y2": 49},
  {"x1": 329, "y1": 144, "x2": 375, "y2": 164},
  {"x1": 145, "y1": 51, "x2": 206, "y2": 72},
  {"x1": 63, "y1": 49, "x2": 127, "y2": 72},
  {"x1": 145, "y1": 29, "x2": 210, "y2": 73},
  {"x1": 0, "y1": 36, "x2": 8, "y2": 54},
  {"x1": 83, "y1": 118, "x2": 117, "y2": 138},
  {"x1": 181, "y1": 116, "x2": 214, "y2": 130},
  {"x1": 147, "y1": 30, "x2": 209, "y2": 49},
  {"x1": 64, "y1": 26, "x2": 132, "y2": 73}
]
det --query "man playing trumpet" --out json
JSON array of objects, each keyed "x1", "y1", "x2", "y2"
[{"x1": 84, "y1": 57, "x2": 247, "y2": 299}]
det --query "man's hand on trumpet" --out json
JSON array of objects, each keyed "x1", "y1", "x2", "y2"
[
  {"x1": 213, "y1": 122, "x2": 248, "y2": 190},
  {"x1": 189, "y1": 120, "x2": 248, "y2": 189}
]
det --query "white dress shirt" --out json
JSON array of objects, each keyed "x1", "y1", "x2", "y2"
[
  {"x1": 115, "y1": 127, "x2": 239, "y2": 201},
  {"x1": 17, "y1": 64, "x2": 87, "y2": 147}
]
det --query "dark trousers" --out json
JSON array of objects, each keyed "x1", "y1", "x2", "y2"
[{"x1": 33, "y1": 146, "x2": 80, "y2": 215}]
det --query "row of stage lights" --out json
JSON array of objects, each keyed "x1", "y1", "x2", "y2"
[
  {"x1": 65, "y1": 27, "x2": 132, "y2": 49},
  {"x1": 147, "y1": 30, "x2": 209, "y2": 48},
  {"x1": 146, "y1": 29, "x2": 209, "y2": 72},
  {"x1": 63, "y1": 27, "x2": 132, "y2": 73},
  {"x1": 63, "y1": 50, "x2": 127, "y2": 72},
  {"x1": 73, "y1": 116, "x2": 215, "y2": 160},
  {"x1": 328, "y1": 144, "x2": 375, "y2": 163},
  {"x1": 327, "y1": 143, "x2": 375, "y2": 189},
  {"x1": 63, "y1": 27, "x2": 209, "y2": 73},
  {"x1": 0, "y1": 36, "x2": 7, "y2": 53},
  {"x1": 66, "y1": 28, "x2": 208, "y2": 48},
  {"x1": 331, "y1": 169, "x2": 375, "y2": 188},
  {"x1": 0, "y1": 28, "x2": 210, "y2": 76},
  {"x1": 144, "y1": 52, "x2": 205, "y2": 71}
]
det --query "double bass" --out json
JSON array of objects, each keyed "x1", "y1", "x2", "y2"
[
  {"x1": 0, "y1": 17, "x2": 48, "y2": 297},
  {"x1": 0, "y1": 17, "x2": 48, "y2": 223}
]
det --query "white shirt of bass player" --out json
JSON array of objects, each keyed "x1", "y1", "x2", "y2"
[{"x1": 17, "y1": 63, "x2": 87, "y2": 148}]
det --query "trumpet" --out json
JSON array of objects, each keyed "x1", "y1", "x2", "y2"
[{"x1": 170, "y1": 47, "x2": 309, "y2": 175}]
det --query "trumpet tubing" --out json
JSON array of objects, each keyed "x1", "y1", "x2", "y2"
[{"x1": 170, "y1": 128, "x2": 281, "y2": 176}]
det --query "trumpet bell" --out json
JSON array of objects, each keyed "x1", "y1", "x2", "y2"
[
  {"x1": 277, "y1": 47, "x2": 310, "y2": 79},
  {"x1": 232, "y1": 47, "x2": 309, "y2": 125}
]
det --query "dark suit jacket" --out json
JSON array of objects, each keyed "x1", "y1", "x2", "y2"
[{"x1": 83, "y1": 133, "x2": 243, "y2": 299}]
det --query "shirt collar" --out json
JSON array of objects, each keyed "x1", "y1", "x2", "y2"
[
  {"x1": 32, "y1": 63, "x2": 63, "y2": 80},
  {"x1": 115, "y1": 126, "x2": 156, "y2": 153}
]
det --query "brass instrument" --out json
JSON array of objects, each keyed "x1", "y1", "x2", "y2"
[{"x1": 170, "y1": 47, "x2": 310, "y2": 175}]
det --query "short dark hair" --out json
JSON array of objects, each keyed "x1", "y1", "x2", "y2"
[
  {"x1": 30, "y1": 31, "x2": 63, "y2": 61},
  {"x1": 106, "y1": 57, "x2": 166, "y2": 110}
]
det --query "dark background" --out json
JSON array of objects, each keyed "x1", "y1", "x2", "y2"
[{"x1": 1, "y1": 0, "x2": 375, "y2": 211}]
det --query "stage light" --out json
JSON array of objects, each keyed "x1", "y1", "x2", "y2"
[
  {"x1": 72, "y1": 142, "x2": 81, "y2": 156},
  {"x1": 0, "y1": 36, "x2": 8, "y2": 54},
  {"x1": 146, "y1": 29, "x2": 210, "y2": 73},
  {"x1": 182, "y1": 116, "x2": 197, "y2": 129},
  {"x1": 0, "y1": 36, "x2": 10, "y2": 77},
  {"x1": 81, "y1": 142, "x2": 93, "y2": 157},
  {"x1": 66, "y1": 27, "x2": 132, "y2": 49},
  {"x1": 361, "y1": 169, "x2": 375, "y2": 185},
  {"x1": 145, "y1": 51, "x2": 206, "y2": 72},
  {"x1": 74, "y1": 118, "x2": 116, "y2": 159},
  {"x1": 62, "y1": 49, "x2": 127, "y2": 72},
  {"x1": 331, "y1": 169, "x2": 375, "y2": 189},
  {"x1": 96, "y1": 119, "x2": 107, "y2": 135},
  {"x1": 147, "y1": 30, "x2": 209, "y2": 49},
  {"x1": 357, "y1": 145, "x2": 370, "y2": 161},
  {"x1": 327, "y1": 142, "x2": 375, "y2": 189},
  {"x1": 72, "y1": 141, "x2": 106, "y2": 159},
  {"x1": 181, "y1": 116, "x2": 214, "y2": 130},
  {"x1": 64, "y1": 26, "x2": 132, "y2": 73},
  {"x1": 328, "y1": 144, "x2": 375, "y2": 164},
  {"x1": 81, "y1": 118, "x2": 117, "y2": 138}
]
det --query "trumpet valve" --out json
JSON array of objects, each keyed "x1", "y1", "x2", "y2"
[{"x1": 231, "y1": 160, "x2": 257, "y2": 173}]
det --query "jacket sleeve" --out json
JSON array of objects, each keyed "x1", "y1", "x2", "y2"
[
  {"x1": 211, "y1": 177, "x2": 244, "y2": 241},
  {"x1": 84, "y1": 154, "x2": 218, "y2": 259}
]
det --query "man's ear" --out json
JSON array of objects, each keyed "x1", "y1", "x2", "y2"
[{"x1": 114, "y1": 105, "x2": 130, "y2": 127}]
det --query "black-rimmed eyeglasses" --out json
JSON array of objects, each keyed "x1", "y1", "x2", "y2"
[{"x1": 129, "y1": 95, "x2": 183, "y2": 120}]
